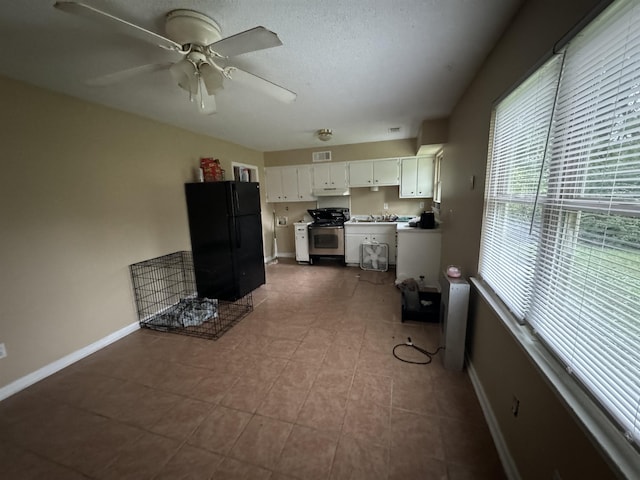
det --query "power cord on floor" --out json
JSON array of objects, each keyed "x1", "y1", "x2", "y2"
[{"x1": 392, "y1": 337, "x2": 444, "y2": 364}]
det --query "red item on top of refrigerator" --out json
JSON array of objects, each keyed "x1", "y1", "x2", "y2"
[{"x1": 200, "y1": 158, "x2": 224, "y2": 182}]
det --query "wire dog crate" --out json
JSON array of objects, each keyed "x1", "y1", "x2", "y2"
[{"x1": 129, "y1": 251, "x2": 253, "y2": 340}]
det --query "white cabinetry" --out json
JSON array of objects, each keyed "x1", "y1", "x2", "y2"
[
  {"x1": 313, "y1": 162, "x2": 349, "y2": 189},
  {"x1": 265, "y1": 166, "x2": 315, "y2": 202},
  {"x1": 296, "y1": 165, "x2": 314, "y2": 201},
  {"x1": 374, "y1": 158, "x2": 400, "y2": 186},
  {"x1": 348, "y1": 161, "x2": 373, "y2": 187},
  {"x1": 345, "y1": 224, "x2": 397, "y2": 265},
  {"x1": 349, "y1": 159, "x2": 399, "y2": 187},
  {"x1": 294, "y1": 223, "x2": 310, "y2": 262},
  {"x1": 400, "y1": 156, "x2": 434, "y2": 198}
]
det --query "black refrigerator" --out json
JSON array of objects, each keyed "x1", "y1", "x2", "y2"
[{"x1": 185, "y1": 181, "x2": 265, "y2": 301}]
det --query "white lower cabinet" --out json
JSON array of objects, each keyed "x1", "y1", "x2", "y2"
[
  {"x1": 345, "y1": 224, "x2": 396, "y2": 265},
  {"x1": 294, "y1": 223, "x2": 310, "y2": 262}
]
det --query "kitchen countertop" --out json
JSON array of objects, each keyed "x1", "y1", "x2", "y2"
[
  {"x1": 396, "y1": 223, "x2": 441, "y2": 233},
  {"x1": 344, "y1": 219, "x2": 405, "y2": 226},
  {"x1": 344, "y1": 219, "x2": 440, "y2": 232}
]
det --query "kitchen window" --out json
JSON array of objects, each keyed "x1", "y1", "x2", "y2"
[{"x1": 479, "y1": 0, "x2": 640, "y2": 458}]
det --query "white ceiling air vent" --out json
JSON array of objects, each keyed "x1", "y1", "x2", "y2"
[
  {"x1": 388, "y1": 127, "x2": 401, "y2": 133},
  {"x1": 312, "y1": 151, "x2": 332, "y2": 163}
]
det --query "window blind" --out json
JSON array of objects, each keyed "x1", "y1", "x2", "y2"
[
  {"x1": 479, "y1": 54, "x2": 563, "y2": 320},
  {"x1": 528, "y1": 0, "x2": 640, "y2": 445},
  {"x1": 480, "y1": 0, "x2": 640, "y2": 447}
]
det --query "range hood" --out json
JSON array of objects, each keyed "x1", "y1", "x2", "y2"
[{"x1": 312, "y1": 187, "x2": 350, "y2": 196}]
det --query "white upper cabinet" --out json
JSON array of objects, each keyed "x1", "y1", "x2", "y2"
[
  {"x1": 313, "y1": 162, "x2": 348, "y2": 189},
  {"x1": 296, "y1": 165, "x2": 314, "y2": 201},
  {"x1": 280, "y1": 167, "x2": 299, "y2": 201},
  {"x1": 400, "y1": 156, "x2": 434, "y2": 198},
  {"x1": 348, "y1": 158, "x2": 399, "y2": 187},
  {"x1": 373, "y1": 158, "x2": 400, "y2": 186},
  {"x1": 265, "y1": 166, "x2": 316, "y2": 203},
  {"x1": 265, "y1": 167, "x2": 285, "y2": 202},
  {"x1": 348, "y1": 161, "x2": 374, "y2": 186}
]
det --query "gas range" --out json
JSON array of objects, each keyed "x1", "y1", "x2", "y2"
[
  {"x1": 306, "y1": 208, "x2": 349, "y2": 264},
  {"x1": 307, "y1": 208, "x2": 350, "y2": 227}
]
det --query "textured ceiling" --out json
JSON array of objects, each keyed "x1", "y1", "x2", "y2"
[{"x1": 0, "y1": 0, "x2": 522, "y2": 152}]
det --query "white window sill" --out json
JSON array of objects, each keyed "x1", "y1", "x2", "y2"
[{"x1": 470, "y1": 277, "x2": 640, "y2": 479}]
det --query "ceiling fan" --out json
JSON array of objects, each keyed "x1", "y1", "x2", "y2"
[{"x1": 53, "y1": 1, "x2": 297, "y2": 114}]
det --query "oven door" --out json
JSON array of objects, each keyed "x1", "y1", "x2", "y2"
[{"x1": 308, "y1": 225, "x2": 345, "y2": 255}]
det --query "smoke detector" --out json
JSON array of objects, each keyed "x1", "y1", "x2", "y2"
[{"x1": 317, "y1": 129, "x2": 332, "y2": 141}]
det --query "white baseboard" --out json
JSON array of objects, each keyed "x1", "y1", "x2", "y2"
[
  {"x1": 265, "y1": 252, "x2": 295, "y2": 263},
  {"x1": 467, "y1": 359, "x2": 521, "y2": 480},
  {"x1": 0, "y1": 321, "x2": 140, "y2": 402}
]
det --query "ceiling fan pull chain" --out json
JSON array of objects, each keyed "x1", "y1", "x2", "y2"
[{"x1": 198, "y1": 73, "x2": 205, "y2": 110}]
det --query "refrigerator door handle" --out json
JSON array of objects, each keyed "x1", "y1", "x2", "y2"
[
  {"x1": 233, "y1": 186, "x2": 240, "y2": 214},
  {"x1": 232, "y1": 216, "x2": 241, "y2": 248}
]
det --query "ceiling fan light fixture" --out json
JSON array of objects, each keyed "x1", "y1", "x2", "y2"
[
  {"x1": 200, "y1": 63, "x2": 224, "y2": 94},
  {"x1": 317, "y1": 129, "x2": 332, "y2": 141},
  {"x1": 170, "y1": 59, "x2": 198, "y2": 94}
]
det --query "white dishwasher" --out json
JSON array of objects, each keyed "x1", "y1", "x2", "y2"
[
  {"x1": 294, "y1": 222, "x2": 310, "y2": 262},
  {"x1": 395, "y1": 225, "x2": 441, "y2": 286}
]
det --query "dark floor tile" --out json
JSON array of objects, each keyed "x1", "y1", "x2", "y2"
[
  {"x1": 342, "y1": 397, "x2": 391, "y2": 447},
  {"x1": 82, "y1": 380, "x2": 182, "y2": 429},
  {"x1": 230, "y1": 414, "x2": 293, "y2": 469},
  {"x1": 153, "y1": 444, "x2": 223, "y2": 480},
  {"x1": 149, "y1": 397, "x2": 215, "y2": 440},
  {"x1": 330, "y1": 434, "x2": 389, "y2": 480},
  {"x1": 297, "y1": 386, "x2": 348, "y2": 433},
  {"x1": 276, "y1": 424, "x2": 339, "y2": 480},
  {"x1": 257, "y1": 380, "x2": 309, "y2": 423},
  {"x1": 213, "y1": 457, "x2": 273, "y2": 479},
  {"x1": 95, "y1": 430, "x2": 180, "y2": 480},
  {"x1": 187, "y1": 405, "x2": 252, "y2": 455},
  {"x1": 0, "y1": 441, "x2": 89, "y2": 480},
  {"x1": 220, "y1": 375, "x2": 274, "y2": 414}
]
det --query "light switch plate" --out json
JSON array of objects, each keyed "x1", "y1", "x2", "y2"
[{"x1": 0, "y1": 343, "x2": 6, "y2": 359}]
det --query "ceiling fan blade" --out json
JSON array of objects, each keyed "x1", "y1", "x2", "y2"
[
  {"x1": 200, "y1": 63, "x2": 224, "y2": 95},
  {"x1": 53, "y1": 1, "x2": 183, "y2": 52},
  {"x1": 230, "y1": 68, "x2": 296, "y2": 104},
  {"x1": 209, "y1": 26, "x2": 282, "y2": 57},
  {"x1": 86, "y1": 63, "x2": 172, "y2": 86}
]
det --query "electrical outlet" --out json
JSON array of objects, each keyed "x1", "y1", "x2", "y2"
[
  {"x1": 0, "y1": 343, "x2": 7, "y2": 359},
  {"x1": 383, "y1": 203, "x2": 388, "y2": 210},
  {"x1": 511, "y1": 395, "x2": 520, "y2": 417},
  {"x1": 419, "y1": 201, "x2": 425, "y2": 209}
]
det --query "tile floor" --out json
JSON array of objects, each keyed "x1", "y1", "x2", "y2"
[{"x1": 0, "y1": 259, "x2": 506, "y2": 479}]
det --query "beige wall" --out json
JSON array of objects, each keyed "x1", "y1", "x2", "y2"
[
  {"x1": 0, "y1": 76, "x2": 265, "y2": 389},
  {"x1": 442, "y1": 0, "x2": 617, "y2": 478},
  {"x1": 264, "y1": 138, "x2": 416, "y2": 166}
]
